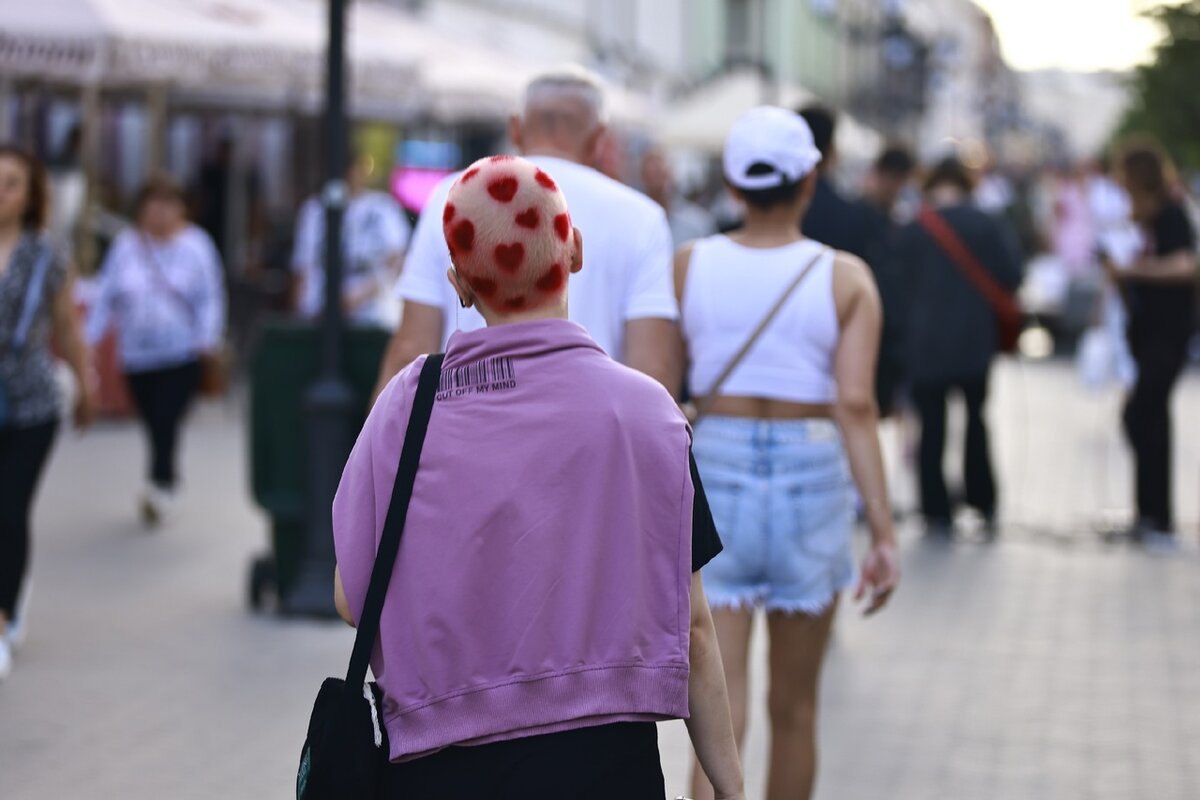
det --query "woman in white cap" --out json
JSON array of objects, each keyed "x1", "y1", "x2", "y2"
[{"x1": 678, "y1": 107, "x2": 900, "y2": 800}]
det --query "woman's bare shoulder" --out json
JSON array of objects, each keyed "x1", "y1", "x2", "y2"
[{"x1": 830, "y1": 249, "x2": 880, "y2": 317}]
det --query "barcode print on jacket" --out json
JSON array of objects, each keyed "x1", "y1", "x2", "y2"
[{"x1": 438, "y1": 357, "x2": 516, "y2": 393}]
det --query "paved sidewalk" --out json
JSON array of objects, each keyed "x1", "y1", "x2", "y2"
[{"x1": 1, "y1": 361, "x2": 1198, "y2": 799}]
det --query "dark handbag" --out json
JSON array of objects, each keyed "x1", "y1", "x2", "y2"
[
  {"x1": 297, "y1": 353, "x2": 445, "y2": 800},
  {"x1": 917, "y1": 206, "x2": 1023, "y2": 354}
]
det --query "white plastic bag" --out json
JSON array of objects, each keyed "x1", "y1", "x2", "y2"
[{"x1": 1077, "y1": 326, "x2": 1116, "y2": 390}]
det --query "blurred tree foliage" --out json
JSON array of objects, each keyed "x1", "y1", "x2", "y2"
[{"x1": 1120, "y1": 1, "x2": 1200, "y2": 170}]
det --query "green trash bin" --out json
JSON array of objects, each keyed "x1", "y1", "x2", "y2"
[{"x1": 247, "y1": 318, "x2": 391, "y2": 609}]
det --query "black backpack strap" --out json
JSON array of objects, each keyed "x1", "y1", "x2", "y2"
[{"x1": 344, "y1": 353, "x2": 445, "y2": 688}]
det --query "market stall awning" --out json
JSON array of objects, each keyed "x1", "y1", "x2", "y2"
[
  {"x1": 0, "y1": 0, "x2": 421, "y2": 116},
  {"x1": 0, "y1": 0, "x2": 652, "y2": 126}
]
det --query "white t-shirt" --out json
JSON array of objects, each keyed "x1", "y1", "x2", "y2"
[
  {"x1": 292, "y1": 190, "x2": 411, "y2": 327},
  {"x1": 395, "y1": 155, "x2": 679, "y2": 358}
]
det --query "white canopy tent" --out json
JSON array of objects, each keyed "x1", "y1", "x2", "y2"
[
  {"x1": 0, "y1": 0, "x2": 424, "y2": 116},
  {"x1": 655, "y1": 68, "x2": 883, "y2": 163},
  {"x1": 0, "y1": 0, "x2": 651, "y2": 125}
]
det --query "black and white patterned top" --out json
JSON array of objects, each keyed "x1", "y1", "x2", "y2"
[{"x1": 0, "y1": 234, "x2": 69, "y2": 428}]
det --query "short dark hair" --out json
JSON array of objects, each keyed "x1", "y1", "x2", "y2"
[
  {"x1": 1119, "y1": 141, "x2": 1172, "y2": 200},
  {"x1": 922, "y1": 156, "x2": 976, "y2": 194},
  {"x1": 797, "y1": 105, "x2": 836, "y2": 159},
  {"x1": 875, "y1": 145, "x2": 915, "y2": 177},
  {"x1": 0, "y1": 144, "x2": 49, "y2": 231},
  {"x1": 738, "y1": 162, "x2": 804, "y2": 209},
  {"x1": 134, "y1": 173, "x2": 187, "y2": 218}
]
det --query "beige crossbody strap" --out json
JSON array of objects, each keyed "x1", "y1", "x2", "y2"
[{"x1": 691, "y1": 246, "x2": 830, "y2": 424}]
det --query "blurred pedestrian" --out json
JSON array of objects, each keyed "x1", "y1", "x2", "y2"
[
  {"x1": 373, "y1": 66, "x2": 680, "y2": 400},
  {"x1": 0, "y1": 145, "x2": 95, "y2": 681},
  {"x1": 641, "y1": 146, "x2": 716, "y2": 247},
  {"x1": 856, "y1": 145, "x2": 916, "y2": 417},
  {"x1": 678, "y1": 107, "x2": 900, "y2": 800},
  {"x1": 333, "y1": 156, "x2": 744, "y2": 800},
  {"x1": 796, "y1": 105, "x2": 867, "y2": 260},
  {"x1": 85, "y1": 175, "x2": 226, "y2": 526},
  {"x1": 1106, "y1": 142, "x2": 1198, "y2": 552},
  {"x1": 896, "y1": 157, "x2": 1023, "y2": 537},
  {"x1": 1085, "y1": 155, "x2": 1138, "y2": 389},
  {"x1": 47, "y1": 125, "x2": 85, "y2": 260},
  {"x1": 292, "y1": 151, "x2": 410, "y2": 328}
]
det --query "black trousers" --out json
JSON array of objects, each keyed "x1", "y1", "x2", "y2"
[
  {"x1": 1123, "y1": 329, "x2": 1190, "y2": 532},
  {"x1": 912, "y1": 375, "x2": 997, "y2": 524},
  {"x1": 383, "y1": 722, "x2": 666, "y2": 799},
  {"x1": 0, "y1": 420, "x2": 58, "y2": 618},
  {"x1": 125, "y1": 361, "x2": 201, "y2": 490}
]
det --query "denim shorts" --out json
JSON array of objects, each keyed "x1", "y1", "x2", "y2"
[{"x1": 693, "y1": 416, "x2": 856, "y2": 615}]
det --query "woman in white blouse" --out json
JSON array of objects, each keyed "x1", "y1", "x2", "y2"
[{"x1": 87, "y1": 175, "x2": 226, "y2": 525}]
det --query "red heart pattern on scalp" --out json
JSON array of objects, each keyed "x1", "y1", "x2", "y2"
[
  {"x1": 493, "y1": 242, "x2": 525, "y2": 273},
  {"x1": 450, "y1": 219, "x2": 475, "y2": 254},
  {"x1": 553, "y1": 213, "x2": 571, "y2": 242},
  {"x1": 515, "y1": 207, "x2": 539, "y2": 229},
  {"x1": 443, "y1": 203, "x2": 456, "y2": 224},
  {"x1": 487, "y1": 176, "x2": 519, "y2": 203},
  {"x1": 535, "y1": 169, "x2": 557, "y2": 190},
  {"x1": 469, "y1": 276, "x2": 497, "y2": 298},
  {"x1": 535, "y1": 264, "x2": 565, "y2": 293}
]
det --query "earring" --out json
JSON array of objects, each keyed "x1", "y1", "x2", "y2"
[{"x1": 459, "y1": 296, "x2": 469, "y2": 309}]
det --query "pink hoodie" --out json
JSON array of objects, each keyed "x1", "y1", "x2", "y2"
[{"x1": 333, "y1": 319, "x2": 694, "y2": 761}]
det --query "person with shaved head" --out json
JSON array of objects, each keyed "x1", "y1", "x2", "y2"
[
  {"x1": 333, "y1": 156, "x2": 745, "y2": 799},
  {"x1": 373, "y1": 66, "x2": 681, "y2": 403}
]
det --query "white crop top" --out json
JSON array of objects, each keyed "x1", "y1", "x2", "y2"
[{"x1": 683, "y1": 235, "x2": 839, "y2": 405}]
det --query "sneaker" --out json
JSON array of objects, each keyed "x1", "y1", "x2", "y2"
[
  {"x1": 9, "y1": 580, "x2": 31, "y2": 648},
  {"x1": 6, "y1": 582, "x2": 30, "y2": 651},
  {"x1": 1141, "y1": 530, "x2": 1180, "y2": 556},
  {"x1": 0, "y1": 638, "x2": 12, "y2": 682},
  {"x1": 140, "y1": 485, "x2": 176, "y2": 527},
  {"x1": 6, "y1": 614, "x2": 26, "y2": 652},
  {"x1": 140, "y1": 484, "x2": 160, "y2": 526}
]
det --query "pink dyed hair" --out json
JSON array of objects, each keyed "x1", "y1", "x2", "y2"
[{"x1": 443, "y1": 155, "x2": 574, "y2": 313}]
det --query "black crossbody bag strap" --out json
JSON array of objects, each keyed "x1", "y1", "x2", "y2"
[{"x1": 343, "y1": 353, "x2": 444, "y2": 688}]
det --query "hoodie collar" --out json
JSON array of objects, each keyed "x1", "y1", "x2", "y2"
[{"x1": 444, "y1": 318, "x2": 604, "y2": 368}]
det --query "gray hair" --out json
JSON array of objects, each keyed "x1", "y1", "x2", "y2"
[{"x1": 522, "y1": 65, "x2": 608, "y2": 126}]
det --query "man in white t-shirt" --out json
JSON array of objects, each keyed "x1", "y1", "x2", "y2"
[
  {"x1": 293, "y1": 153, "x2": 411, "y2": 328},
  {"x1": 372, "y1": 67, "x2": 680, "y2": 398}
]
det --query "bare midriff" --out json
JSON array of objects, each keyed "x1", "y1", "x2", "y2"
[{"x1": 699, "y1": 395, "x2": 834, "y2": 420}]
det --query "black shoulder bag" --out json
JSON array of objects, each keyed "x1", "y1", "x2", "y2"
[{"x1": 297, "y1": 353, "x2": 445, "y2": 800}]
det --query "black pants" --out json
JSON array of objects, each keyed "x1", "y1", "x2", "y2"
[
  {"x1": 1123, "y1": 329, "x2": 1190, "y2": 532},
  {"x1": 912, "y1": 375, "x2": 997, "y2": 524},
  {"x1": 384, "y1": 722, "x2": 666, "y2": 799},
  {"x1": 0, "y1": 420, "x2": 58, "y2": 618},
  {"x1": 125, "y1": 361, "x2": 201, "y2": 490}
]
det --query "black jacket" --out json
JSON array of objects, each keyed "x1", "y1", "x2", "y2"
[{"x1": 896, "y1": 204, "x2": 1023, "y2": 384}]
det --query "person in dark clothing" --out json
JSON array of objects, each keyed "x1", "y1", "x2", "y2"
[
  {"x1": 896, "y1": 157, "x2": 1023, "y2": 536},
  {"x1": 856, "y1": 145, "x2": 916, "y2": 416},
  {"x1": 1105, "y1": 143, "x2": 1198, "y2": 550},
  {"x1": 797, "y1": 105, "x2": 868, "y2": 259}
]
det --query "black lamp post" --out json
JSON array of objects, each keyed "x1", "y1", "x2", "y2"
[{"x1": 284, "y1": 0, "x2": 357, "y2": 617}]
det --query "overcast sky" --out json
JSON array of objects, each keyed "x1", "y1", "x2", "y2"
[{"x1": 973, "y1": 0, "x2": 1168, "y2": 72}]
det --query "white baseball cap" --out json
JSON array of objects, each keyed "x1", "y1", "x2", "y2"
[{"x1": 723, "y1": 106, "x2": 823, "y2": 191}]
